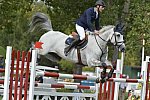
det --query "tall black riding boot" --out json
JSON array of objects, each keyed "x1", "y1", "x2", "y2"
[{"x1": 64, "y1": 38, "x2": 80, "y2": 56}]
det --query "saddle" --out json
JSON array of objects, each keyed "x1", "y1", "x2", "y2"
[{"x1": 65, "y1": 32, "x2": 88, "y2": 49}]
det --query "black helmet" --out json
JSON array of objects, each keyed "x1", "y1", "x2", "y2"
[{"x1": 95, "y1": 0, "x2": 106, "y2": 7}]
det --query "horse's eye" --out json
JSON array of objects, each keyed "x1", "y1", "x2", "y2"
[{"x1": 116, "y1": 34, "x2": 120, "y2": 37}]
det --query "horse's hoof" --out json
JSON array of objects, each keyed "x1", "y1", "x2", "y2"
[
  {"x1": 96, "y1": 78, "x2": 100, "y2": 83},
  {"x1": 64, "y1": 50, "x2": 68, "y2": 56},
  {"x1": 64, "y1": 53, "x2": 68, "y2": 56}
]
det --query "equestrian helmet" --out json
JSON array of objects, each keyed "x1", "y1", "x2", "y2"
[{"x1": 95, "y1": 0, "x2": 106, "y2": 7}]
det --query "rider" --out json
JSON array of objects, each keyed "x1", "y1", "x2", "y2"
[{"x1": 64, "y1": 0, "x2": 106, "y2": 55}]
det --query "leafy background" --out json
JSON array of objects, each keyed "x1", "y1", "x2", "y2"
[{"x1": 0, "y1": 0, "x2": 150, "y2": 73}]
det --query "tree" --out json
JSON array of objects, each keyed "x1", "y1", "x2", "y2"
[
  {"x1": 0, "y1": 0, "x2": 150, "y2": 69},
  {"x1": 125, "y1": 0, "x2": 150, "y2": 66}
]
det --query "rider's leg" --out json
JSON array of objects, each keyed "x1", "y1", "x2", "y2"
[
  {"x1": 76, "y1": 24, "x2": 85, "y2": 40},
  {"x1": 64, "y1": 36, "x2": 80, "y2": 54},
  {"x1": 64, "y1": 24, "x2": 85, "y2": 55}
]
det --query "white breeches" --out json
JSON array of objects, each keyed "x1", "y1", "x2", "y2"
[{"x1": 76, "y1": 24, "x2": 85, "y2": 40}]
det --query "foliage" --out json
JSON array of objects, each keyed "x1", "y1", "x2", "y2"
[
  {"x1": 0, "y1": 46, "x2": 6, "y2": 57},
  {"x1": 45, "y1": 0, "x2": 94, "y2": 34},
  {"x1": 124, "y1": 0, "x2": 150, "y2": 66},
  {"x1": 0, "y1": 0, "x2": 32, "y2": 50},
  {"x1": 0, "y1": 0, "x2": 150, "y2": 71},
  {"x1": 58, "y1": 59, "x2": 75, "y2": 74},
  {"x1": 82, "y1": 66, "x2": 95, "y2": 72}
]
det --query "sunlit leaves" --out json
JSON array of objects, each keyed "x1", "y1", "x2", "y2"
[
  {"x1": 125, "y1": 1, "x2": 150, "y2": 66},
  {"x1": 0, "y1": 0, "x2": 149, "y2": 67}
]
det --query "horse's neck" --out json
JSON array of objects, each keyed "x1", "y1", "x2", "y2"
[{"x1": 100, "y1": 29, "x2": 113, "y2": 42}]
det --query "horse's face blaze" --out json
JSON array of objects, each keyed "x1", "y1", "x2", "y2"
[{"x1": 111, "y1": 32, "x2": 125, "y2": 52}]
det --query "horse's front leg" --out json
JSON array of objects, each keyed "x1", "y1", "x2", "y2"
[
  {"x1": 102, "y1": 59, "x2": 114, "y2": 78},
  {"x1": 87, "y1": 58, "x2": 114, "y2": 83},
  {"x1": 87, "y1": 58, "x2": 107, "y2": 83}
]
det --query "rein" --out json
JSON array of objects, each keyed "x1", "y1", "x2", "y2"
[
  {"x1": 94, "y1": 35, "x2": 107, "y2": 61},
  {"x1": 94, "y1": 31, "x2": 124, "y2": 61}
]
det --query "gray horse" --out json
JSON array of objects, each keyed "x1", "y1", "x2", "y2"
[{"x1": 29, "y1": 12, "x2": 125, "y2": 82}]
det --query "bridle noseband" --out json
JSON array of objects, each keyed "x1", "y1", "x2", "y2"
[{"x1": 110, "y1": 32, "x2": 124, "y2": 48}]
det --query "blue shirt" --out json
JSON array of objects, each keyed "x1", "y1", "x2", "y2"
[{"x1": 76, "y1": 7, "x2": 100, "y2": 32}]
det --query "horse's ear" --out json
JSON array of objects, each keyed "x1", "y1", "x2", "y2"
[
  {"x1": 120, "y1": 23, "x2": 125, "y2": 30},
  {"x1": 114, "y1": 23, "x2": 119, "y2": 32},
  {"x1": 114, "y1": 23, "x2": 124, "y2": 35},
  {"x1": 120, "y1": 24, "x2": 125, "y2": 35}
]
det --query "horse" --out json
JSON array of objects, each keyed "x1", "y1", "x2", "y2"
[{"x1": 29, "y1": 12, "x2": 125, "y2": 83}]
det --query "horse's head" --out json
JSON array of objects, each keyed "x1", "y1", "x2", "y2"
[{"x1": 109, "y1": 24, "x2": 125, "y2": 52}]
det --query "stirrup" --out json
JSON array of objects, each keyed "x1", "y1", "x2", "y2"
[
  {"x1": 64, "y1": 51, "x2": 69, "y2": 56},
  {"x1": 64, "y1": 46, "x2": 71, "y2": 56}
]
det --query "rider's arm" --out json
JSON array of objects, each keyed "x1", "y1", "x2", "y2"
[
  {"x1": 95, "y1": 14, "x2": 100, "y2": 31},
  {"x1": 86, "y1": 30, "x2": 99, "y2": 35},
  {"x1": 86, "y1": 9, "x2": 95, "y2": 32}
]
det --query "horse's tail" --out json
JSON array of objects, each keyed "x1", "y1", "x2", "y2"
[{"x1": 29, "y1": 12, "x2": 53, "y2": 33}]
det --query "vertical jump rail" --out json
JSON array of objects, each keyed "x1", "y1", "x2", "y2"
[
  {"x1": 24, "y1": 52, "x2": 31, "y2": 100},
  {"x1": 3, "y1": 46, "x2": 36, "y2": 100},
  {"x1": 14, "y1": 51, "x2": 20, "y2": 100},
  {"x1": 144, "y1": 56, "x2": 150, "y2": 100},
  {"x1": 145, "y1": 62, "x2": 150, "y2": 100},
  {"x1": 3, "y1": 46, "x2": 12, "y2": 100},
  {"x1": 29, "y1": 49, "x2": 37, "y2": 100},
  {"x1": 19, "y1": 51, "x2": 25, "y2": 100},
  {"x1": 9, "y1": 50, "x2": 15, "y2": 100}
]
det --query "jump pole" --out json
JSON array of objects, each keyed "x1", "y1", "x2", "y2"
[
  {"x1": 96, "y1": 67, "x2": 100, "y2": 100},
  {"x1": 35, "y1": 83, "x2": 96, "y2": 90},
  {"x1": 29, "y1": 49, "x2": 37, "y2": 100},
  {"x1": 141, "y1": 35, "x2": 145, "y2": 67},
  {"x1": 113, "y1": 52, "x2": 124, "y2": 100},
  {"x1": 113, "y1": 59, "x2": 121, "y2": 100},
  {"x1": 110, "y1": 58, "x2": 148, "y2": 100},
  {"x1": 3, "y1": 46, "x2": 12, "y2": 100},
  {"x1": 36, "y1": 72, "x2": 98, "y2": 81},
  {"x1": 143, "y1": 56, "x2": 150, "y2": 100},
  {"x1": 141, "y1": 60, "x2": 147, "y2": 100}
]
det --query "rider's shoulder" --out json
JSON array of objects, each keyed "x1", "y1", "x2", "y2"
[{"x1": 86, "y1": 7, "x2": 94, "y2": 12}]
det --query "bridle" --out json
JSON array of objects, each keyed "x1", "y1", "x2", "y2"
[
  {"x1": 94, "y1": 31, "x2": 124, "y2": 60},
  {"x1": 110, "y1": 32, "x2": 124, "y2": 49}
]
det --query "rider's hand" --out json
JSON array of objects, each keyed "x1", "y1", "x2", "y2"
[{"x1": 94, "y1": 30, "x2": 100, "y2": 35}]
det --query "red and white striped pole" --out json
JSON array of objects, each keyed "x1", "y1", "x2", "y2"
[
  {"x1": 108, "y1": 78, "x2": 144, "y2": 83},
  {"x1": 35, "y1": 83, "x2": 96, "y2": 90},
  {"x1": 37, "y1": 71, "x2": 98, "y2": 81}
]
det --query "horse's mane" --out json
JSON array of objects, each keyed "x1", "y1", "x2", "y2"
[{"x1": 99, "y1": 25, "x2": 114, "y2": 34}]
